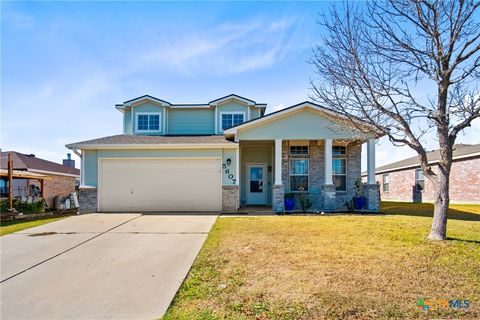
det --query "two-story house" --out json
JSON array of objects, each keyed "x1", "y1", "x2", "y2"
[{"x1": 67, "y1": 94, "x2": 382, "y2": 213}]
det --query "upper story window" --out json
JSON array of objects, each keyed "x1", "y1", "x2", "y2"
[
  {"x1": 221, "y1": 112, "x2": 245, "y2": 131},
  {"x1": 383, "y1": 174, "x2": 390, "y2": 192},
  {"x1": 136, "y1": 113, "x2": 161, "y2": 132},
  {"x1": 415, "y1": 169, "x2": 425, "y2": 192},
  {"x1": 290, "y1": 145, "x2": 309, "y2": 155}
]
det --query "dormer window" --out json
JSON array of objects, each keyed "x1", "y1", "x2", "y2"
[
  {"x1": 221, "y1": 112, "x2": 245, "y2": 131},
  {"x1": 136, "y1": 112, "x2": 161, "y2": 133}
]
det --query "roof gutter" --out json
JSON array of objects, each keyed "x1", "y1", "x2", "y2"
[{"x1": 66, "y1": 143, "x2": 239, "y2": 150}]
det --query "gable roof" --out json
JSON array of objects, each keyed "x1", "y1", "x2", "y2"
[
  {"x1": 223, "y1": 101, "x2": 383, "y2": 137},
  {"x1": 362, "y1": 144, "x2": 480, "y2": 175},
  {"x1": 116, "y1": 94, "x2": 267, "y2": 112},
  {"x1": 66, "y1": 134, "x2": 238, "y2": 150},
  {"x1": 209, "y1": 94, "x2": 265, "y2": 106},
  {"x1": 121, "y1": 95, "x2": 172, "y2": 106},
  {"x1": 0, "y1": 151, "x2": 80, "y2": 176}
]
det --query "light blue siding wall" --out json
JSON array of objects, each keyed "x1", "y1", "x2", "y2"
[
  {"x1": 132, "y1": 103, "x2": 165, "y2": 135},
  {"x1": 237, "y1": 109, "x2": 370, "y2": 140},
  {"x1": 123, "y1": 111, "x2": 132, "y2": 134},
  {"x1": 84, "y1": 150, "x2": 98, "y2": 186},
  {"x1": 168, "y1": 109, "x2": 215, "y2": 135},
  {"x1": 250, "y1": 108, "x2": 260, "y2": 119},
  {"x1": 123, "y1": 101, "x2": 265, "y2": 136},
  {"x1": 222, "y1": 148, "x2": 238, "y2": 185},
  {"x1": 83, "y1": 148, "x2": 239, "y2": 187}
]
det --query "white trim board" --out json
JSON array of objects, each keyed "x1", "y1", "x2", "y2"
[{"x1": 69, "y1": 143, "x2": 239, "y2": 150}]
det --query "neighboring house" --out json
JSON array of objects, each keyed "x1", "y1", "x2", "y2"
[
  {"x1": 361, "y1": 144, "x2": 480, "y2": 204},
  {"x1": 66, "y1": 94, "x2": 382, "y2": 213},
  {"x1": 0, "y1": 152, "x2": 80, "y2": 208}
]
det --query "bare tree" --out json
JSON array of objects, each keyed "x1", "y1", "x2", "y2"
[{"x1": 310, "y1": 0, "x2": 480, "y2": 240}]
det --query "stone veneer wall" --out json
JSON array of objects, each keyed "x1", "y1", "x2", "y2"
[
  {"x1": 272, "y1": 185, "x2": 284, "y2": 212},
  {"x1": 276, "y1": 139, "x2": 363, "y2": 212},
  {"x1": 78, "y1": 187, "x2": 98, "y2": 214},
  {"x1": 365, "y1": 184, "x2": 380, "y2": 212},
  {"x1": 222, "y1": 185, "x2": 239, "y2": 213}
]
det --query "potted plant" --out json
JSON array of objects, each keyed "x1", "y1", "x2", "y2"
[
  {"x1": 284, "y1": 192, "x2": 295, "y2": 211},
  {"x1": 352, "y1": 179, "x2": 365, "y2": 210},
  {"x1": 298, "y1": 187, "x2": 313, "y2": 212}
]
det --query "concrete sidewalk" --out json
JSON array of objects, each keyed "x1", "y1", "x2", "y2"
[{"x1": 0, "y1": 213, "x2": 217, "y2": 320}]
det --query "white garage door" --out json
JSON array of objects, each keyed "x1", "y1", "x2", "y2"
[{"x1": 99, "y1": 158, "x2": 222, "y2": 212}]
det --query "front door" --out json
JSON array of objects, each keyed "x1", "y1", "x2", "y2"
[{"x1": 247, "y1": 164, "x2": 267, "y2": 205}]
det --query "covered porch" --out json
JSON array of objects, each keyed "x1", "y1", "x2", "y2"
[
  {"x1": 224, "y1": 102, "x2": 381, "y2": 213},
  {"x1": 237, "y1": 138, "x2": 378, "y2": 212}
]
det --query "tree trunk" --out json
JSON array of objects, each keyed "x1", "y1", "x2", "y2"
[{"x1": 428, "y1": 168, "x2": 450, "y2": 241}]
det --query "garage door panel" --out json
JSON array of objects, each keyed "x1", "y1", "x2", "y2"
[{"x1": 99, "y1": 159, "x2": 222, "y2": 212}]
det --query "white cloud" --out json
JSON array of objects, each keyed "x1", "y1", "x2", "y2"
[
  {"x1": 3, "y1": 11, "x2": 34, "y2": 30},
  {"x1": 134, "y1": 16, "x2": 305, "y2": 77}
]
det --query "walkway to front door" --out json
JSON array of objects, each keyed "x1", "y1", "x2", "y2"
[{"x1": 247, "y1": 164, "x2": 267, "y2": 205}]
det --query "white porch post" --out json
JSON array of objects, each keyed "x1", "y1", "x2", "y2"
[
  {"x1": 324, "y1": 139, "x2": 333, "y2": 185},
  {"x1": 367, "y1": 139, "x2": 376, "y2": 184},
  {"x1": 274, "y1": 139, "x2": 283, "y2": 185}
]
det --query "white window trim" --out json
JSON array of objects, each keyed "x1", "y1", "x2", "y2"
[
  {"x1": 332, "y1": 156, "x2": 347, "y2": 192},
  {"x1": 289, "y1": 145, "x2": 309, "y2": 156},
  {"x1": 289, "y1": 158, "x2": 309, "y2": 191},
  {"x1": 219, "y1": 111, "x2": 246, "y2": 133},
  {"x1": 415, "y1": 169, "x2": 425, "y2": 192},
  {"x1": 382, "y1": 173, "x2": 390, "y2": 193},
  {"x1": 135, "y1": 112, "x2": 162, "y2": 133}
]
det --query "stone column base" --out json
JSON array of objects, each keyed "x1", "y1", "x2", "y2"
[
  {"x1": 272, "y1": 185, "x2": 285, "y2": 212},
  {"x1": 365, "y1": 184, "x2": 380, "y2": 212},
  {"x1": 322, "y1": 184, "x2": 336, "y2": 211},
  {"x1": 222, "y1": 185, "x2": 239, "y2": 213},
  {"x1": 78, "y1": 186, "x2": 98, "y2": 214}
]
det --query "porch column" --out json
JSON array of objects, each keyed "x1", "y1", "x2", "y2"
[
  {"x1": 273, "y1": 139, "x2": 284, "y2": 212},
  {"x1": 323, "y1": 139, "x2": 336, "y2": 211},
  {"x1": 367, "y1": 139, "x2": 376, "y2": 184},
  {"x1": 366, "y1": 139, "x2": 380, "y2": 212},
  {"x1": 274, "y1": 139, "x2": 282, "y2": 185},
  {"x1": 324, "y1": 139, "x2": 333, "y2": 185}
]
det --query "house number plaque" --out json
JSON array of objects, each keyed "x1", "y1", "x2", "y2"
[{"x1": 222, "y1": 162, "x2": 236, "y2": 184}]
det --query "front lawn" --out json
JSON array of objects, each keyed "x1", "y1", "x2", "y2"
[
  {"x1": 0, "y1": 217, "x2": 67, "y2": 236},
  {"x1": 165, "y1": 204, "x2": 480, "y2": 319}
]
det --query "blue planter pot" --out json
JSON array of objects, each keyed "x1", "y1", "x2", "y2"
[
  {"x1": 353, "y1": 196, "x2": 365, "y2": 210},
  {"x1": 284, "y1": 197, "x2": 295, "y2": 211}
]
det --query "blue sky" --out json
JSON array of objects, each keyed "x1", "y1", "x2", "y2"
[{"x1": 2, "y1": 1, "x2": 479, "y2": 169}]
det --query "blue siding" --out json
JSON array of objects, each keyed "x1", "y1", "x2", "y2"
[{"x1": 168, "y1": 109, "x2": 215, "y2": 135}]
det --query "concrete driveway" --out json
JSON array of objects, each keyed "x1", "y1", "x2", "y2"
[{"x1": 0, "y1": 213, "x2": 218, "y2": 320}]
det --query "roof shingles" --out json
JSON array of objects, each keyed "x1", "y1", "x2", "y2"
[
  {"x1": 0, "y1": 151, "x2": 80, "y2": 176},
  {"x1": 368, "y1": 144, "x2": 480, "y2": 174},
  {"x1": 66, "y1": 134, "x2": 236, "y2": 148}
]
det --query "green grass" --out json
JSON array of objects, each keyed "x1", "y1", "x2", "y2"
[
  {"x1": 164, "y1": 202, "x2": 480, "y2": 319},
  {"x1": 381, "y1": 201, "x2": 480, "y2": 221},
  {"x1": 0, "y1": 217, "x2": 67, "y2": 236}
]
